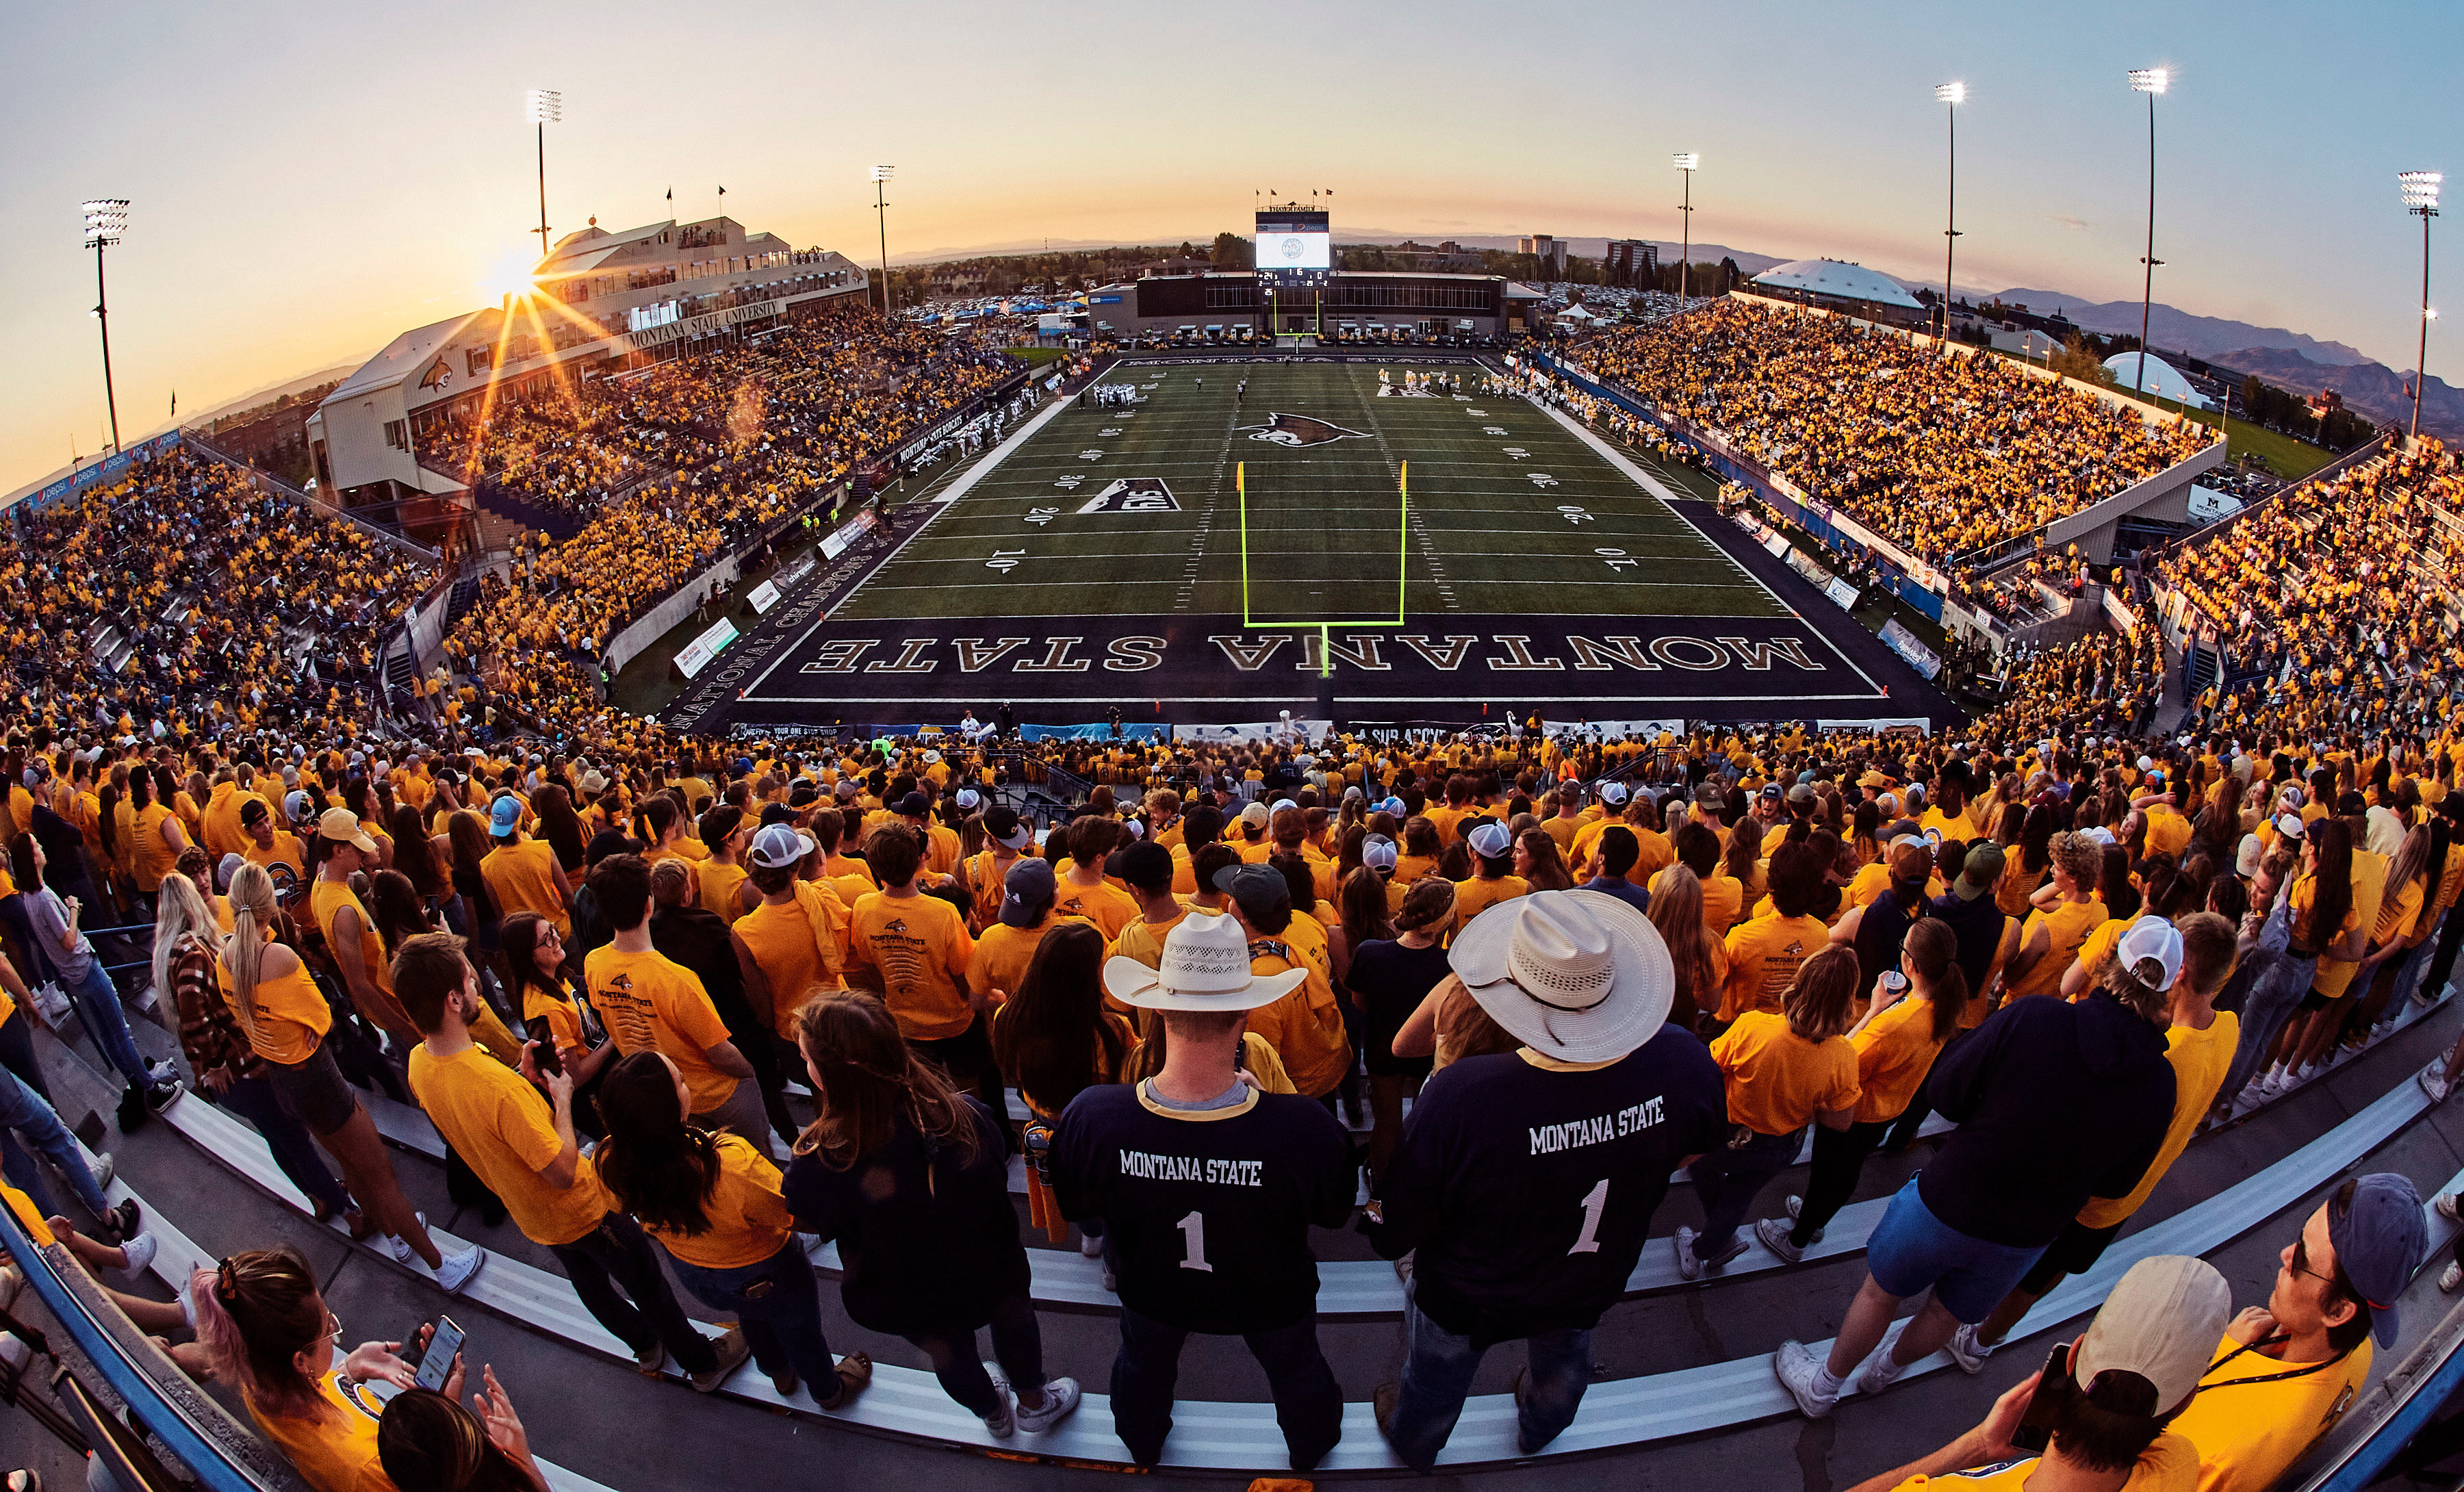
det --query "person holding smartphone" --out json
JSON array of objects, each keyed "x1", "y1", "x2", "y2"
[
  {"x1": 1842, "y1": 1254, "x2": 2231, "y2": 1492},
  {"x1": 394, "y1": 933, "x2": 746, "y2": 1392}
]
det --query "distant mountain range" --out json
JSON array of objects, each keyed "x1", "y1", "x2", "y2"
[
  {"x1": 2200, "y1": 346, "x2": 2464, "y2": 442},
  {"x1": 1977, "y1": 289, "x2": 2371, "y2": 366}
]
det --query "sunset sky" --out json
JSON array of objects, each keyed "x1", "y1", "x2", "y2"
[{"x1": 6, "y1": 0, "x2": 2460, "y2": 493}]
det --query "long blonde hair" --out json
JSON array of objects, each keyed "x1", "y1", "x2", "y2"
[
  {"x1": 224, "y1": 861, "x2": 279, "y2": 1045},
  {"x1": 151, "y1": 873, "x2": 218, "y2": 1010}
]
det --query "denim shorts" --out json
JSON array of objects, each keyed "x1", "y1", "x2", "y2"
[{"x1": 1865, "y1": 1177, "x2": 2049, "y2": 1323}]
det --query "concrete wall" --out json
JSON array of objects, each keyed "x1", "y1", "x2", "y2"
[{"x1": 605, "y1": 550, "x2": 742, "y2": 674}]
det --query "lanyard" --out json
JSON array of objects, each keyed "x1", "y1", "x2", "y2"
[{"x1": 2194, "y1": 1333, "x2": 2352, "y2": 1393}]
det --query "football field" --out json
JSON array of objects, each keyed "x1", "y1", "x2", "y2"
[
  {"x1": 677, "y1": 357, "x2": 1951, "y2": 732},
  {"x1": 832, "y1": 360, "x2": 1780, "y2": 622}
]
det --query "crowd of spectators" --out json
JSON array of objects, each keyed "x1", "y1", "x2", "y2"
[{"x1": 1569, "y1": 298, "x2": 2213, "y2": 564}]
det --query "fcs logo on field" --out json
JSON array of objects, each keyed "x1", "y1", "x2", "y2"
[
  {"x1": 1240, "y1": 413, "x2": 1368, "y2": 448},
  {"x1": 1076, "y1": 477, "x2": 1181, "y2": 514}
]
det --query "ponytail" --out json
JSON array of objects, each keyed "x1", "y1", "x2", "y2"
[
  {"x1": 224, "y1": 862, "x2": 279, "y2": 1047},
  {"x1": 1902, "y1": 918, "x2": 1968, "y2": 1042}
]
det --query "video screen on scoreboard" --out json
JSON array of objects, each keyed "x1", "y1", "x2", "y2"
[{"x1": 1255, "y1": 209, "x2": 1331, "y2": 280}]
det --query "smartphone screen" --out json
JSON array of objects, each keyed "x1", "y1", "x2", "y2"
[
  {"x1": 413, "y1": 1315, "x2": 465, "y2": 1393},
  {"x1": 2010, "y1": 1341, "x2": 2071, "y2": 1454}
]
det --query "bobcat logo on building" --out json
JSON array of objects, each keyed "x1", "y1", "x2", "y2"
[
  {"x1": 417, "y1": 357, "x2": 452, "y2": 394},
  {"x1": 1240, "y1": 413, "x2": 1367, "y2": 448},
  {"x1": 1076, "y1": 477, "x2": 1181, "y2": 515}
]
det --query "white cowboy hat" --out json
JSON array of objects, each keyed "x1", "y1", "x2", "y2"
[
  {"x1": 1450, "y1": 890, "x2": 1673, "y2": 1063},
  {"x1": 1101, "y1": 910, "x2": 1307, "y2": 1012}
]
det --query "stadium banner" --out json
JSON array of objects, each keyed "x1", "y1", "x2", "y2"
[
  {"x1": 745, "y1": 580, "x2": 782, "y2": 615},
  {"x1": 1017, "y1": 722, "x2": 1173, "y2": 743},
  {"x1": 1185, "y1": 719, "x2": 1334, "y2": 745},
  {"x1": 819, "y1": 508, "x2": 879, "y2": 561},
  {"x1": 771, "y1": 552, "x2": 820, "y2": 593},
  {"x1": 1823, "y1": 577, "x2": 1862, "y2": 612},
  {"x1": 1783, "y1": 548, "x2": 1832, "y2": 588},
  {"x1": 673, "y1": 617, "x2": 740, "y2": 679},
  {"x1": 1878, "y1": 619, "x2": 1944, "y2": 680},
  {"x1": 1762, "y1": 531, "x2": 1791, "y2": 560},
  {"x1": 1817, "y1": 716, "x2": 1934, "y2": 736},
  {"x1": 1541, "y1": 719, "x2": 1684, "y2": 740}
]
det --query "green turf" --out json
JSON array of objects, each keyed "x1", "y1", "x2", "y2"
[{"x1": 832, "y1": 362, "x2": 1784, "y2": 622}]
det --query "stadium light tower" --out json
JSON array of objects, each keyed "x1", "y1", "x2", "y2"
[
  {"x1": 871, "y1": 166, "x2": 895, "y2": 316},
  {"x1": 1936, "y1": 83, "x2": 1966, "y2": 342},
  {"x1": 81, "y1": 198, "x2": 129, "y2": 454},
  {"x1": 1673, "y1": 153, "x2": 1700, "y2": 305},
  {"x1": 2402, "y1": 170, "x2": 2441, "y2": 443},
  {"x1": 2128, "y1": 67, "x2": 2168, "y2": 399},
  {"x1": 524, "y1": 90, "x2": 561, "y2": 263}
]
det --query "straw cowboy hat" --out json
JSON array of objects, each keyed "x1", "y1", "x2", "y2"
[
  {"x1": 1450, "y1": 890, "x2": 1674, "y2": 1063},
  {"x1": 1101, "y1": 910, "x2": 1307, "y2": 1012}
]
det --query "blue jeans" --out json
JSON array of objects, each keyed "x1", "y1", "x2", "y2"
[
  {"x1": 212, "y1": 1075, "x2": 350, "y2": 1216},
  {"x1": 667, "y1": 1240, "x2": 834, "y2": 1396},
  {"x1": 1111, "y1": 1305, "x2": 1342, "y2": 1470},
  {"x1": 1385, "y1": 1278, "x2": 1591, "y2": 1468},
  {"x1": 0, "y1": 1060, "x2": 110, "y2": 1219},
  {"x1": 0, "y1": 1012, "x2": 51, "y2": 1106},
  {"x1": 2222, "y1": 949, "x2": 2315, "y2": 1103},
  {"x1": 1688, "y1": 1127, "x2": 1804, "y2": 1259},
  {"x1": 65, "y1": 958, "x2": 152, "y2": 1092}
]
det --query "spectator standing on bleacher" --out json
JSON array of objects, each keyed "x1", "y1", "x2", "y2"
[
  {"x1": 394, "y1": 931, "x2": 745, "y2": 1391},
  {"x1": 1365, "y1": 891, "x2": 1723, "y2": 1469},
  {"x1": 1051, "y1": 912, "x2": 1355, "y2": 1469}
]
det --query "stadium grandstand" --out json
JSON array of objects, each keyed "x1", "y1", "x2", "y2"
[{"x1": 5, "y1": 206, "x2": 2464, "y2": 1492}]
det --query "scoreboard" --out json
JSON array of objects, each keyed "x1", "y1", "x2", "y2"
[{"x1": 1255, "y1": 208, "x2": 1331, "y2": 286}]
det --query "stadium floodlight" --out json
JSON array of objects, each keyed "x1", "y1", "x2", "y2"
[
  {"x1": 81, "y1": 198, "x2": 130, "y2": 453},
  {"x1": 871, "y1": 166, "x2": 895, "y2": 316},
  {"x1": 1936, "y1": 83, "x2": 1966, "y2": 342},
  {"x1": 2128, "y1": 68, "x2": 2168, "y2": 401},
  {"x1": 1673, "y1": 154, "x2": 1699, "y2": 305},
  {"x1": 525, "y1": 90, "x2": 561, "y2": 262},
  {"x1": 2404, "y1": 170, "x2": 2443, "y2": 442}
]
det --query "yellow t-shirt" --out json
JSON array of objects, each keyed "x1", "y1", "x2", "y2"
[
  {"x1": 408, "y1": 1043, "x2": 611, "y2": 1247},
  {"x1": 523, "y1": 980, "x2": 592, "y2": 1061},
  {"x1": 583, "y1": 945, "x2": 736, "y2": 1111},
  {"x1": 2311, "y1": 850, "x2": 2387, "y2": 1000},
  {"x1": 1053, "y1": 876, "x2": 1140, "y2": 940},
  {"x1": 699, "y1": 860, "x2": 749, "y2": 925},
  {"x1": 845, "y1": 890, "x2": 977, "y2": 1040},
  {"x1": 2077, "y1": 1013, "x2": 2240, "y2": 1229},
  {"x1": 736, "y1": 885, "x2": 848, "y2": 1041},
  {"x1": 246, "y1": 1370, "x2": 398, "y2": 1492},
  {"x1": 1717, "y1": 912, "x2": 1828, "y2": 1022},
  {"x1": 481, "y1": 838, "x2": 570, "y2": 937},
  {"x1": 1241, "y1": 936, "x2": 1350, "y2": 1098},
  {"x1": 1886, "y1": 1432, "x2": 2198, "y2": 1490},
  {"x1": 218, "y1": 936, "x2": 333, "y2": 1066},
  {"x1": 1451, "y1": 874, "x2": 1530, "y2": 933},
  {"x1": 1848, "y1": 995, "x2": 1947, "y2": 1124},
  {"x1": 968, "y1": 911, "x2": 1078, "y2": 1004},
  {"x1": 311, "y1": 879, "x2": 395, "y2": 1004},
  {"x1": 630, "y1": 1133, "x2": 793, "y2": 1271},
  {"x1": 1709, "y1": 1011, "x2": 1860, "y2": 1135},
  {"x1": 1109, "y1": 903, "x2": 1193, "y2": 970},
  {"x1": 2168, "y1": 1333, "x2": 2371, "y2": 1492},
  {"x1": 2006, "y1": 898, "x2": 2109, "y2": 1003}
]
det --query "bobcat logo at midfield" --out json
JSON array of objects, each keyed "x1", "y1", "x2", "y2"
[
  {"x1": 1240, "y1": 413, "x2": 1367, "y2": 448},
  {"x1": 1076, "y1": 477, "x2": 1181, "y2": 514}
]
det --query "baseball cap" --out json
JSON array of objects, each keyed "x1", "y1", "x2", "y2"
[
  {"x1": 240, "y1": 797, "x2": 270, "y2": 826},
  {"x1": 283, "y1": 788, "x2": 317, "y2": 823},
  {"x1": 2117, "y1": 916, "x2": 2185, "y2": 992},
  {"x1": 1378, "y1": 796, "x2": 1407, "y2": 817},
  {"x1": 2328, "y1": 1173, "x2": 2430, "y2": 1348},
  {"x1": 1953, "y1": 843, "x2": 2003, "y2": 900},
  {"x1": 954, "y1": 788, "x2": 981, "y2": 812},
  {"x1": 489, "y1": 795, "x2": 523, "y2": 838},
  {"x1": 1693, "y1": 782, "x2": 1725, "y2": 808},
  {"x1": 216, "y1": 852, "x2": 246, "y2": 893},
  {"x1": 999, "y1": 857, "x2": 1058, "y2": 928},
  {"x1": 983, "y1": 806, "x2": 1035, "y2": 851},
  {"x1": 1787, "y1": 782, "x2": 1816, "y2": 807},
  {"x1": 1237, "y1": 801, "x2": 1270, "y2": 829},
  {"x1": 1467, "y1": 821, "x2": 1513, "y2": 860},
  {"x1": 2276, "y1": 812, "x2": 2307, "y2": 842},
  {"x1": 1363, "y1": 835, "x2": 1399, "y2": 872},
  {"x1": 317, "y1": 808, "x2": 377, "y2": 854},
  {"x1": 1758, "y1": 783, "x2": 1782, "y2": 801},
  {"x1": 1113, "y1": 841, "x2": 1173, "y2": 891},
  {"x1": 2072, "y1": 1255, "x2": 2233, "y2": 1415},
  {"x1": 787, "y1": 780, "x2": 821, "y2": 808},
  {"x1": 1212, "y1": 862, "x2": 1292, "y2": 921},
  {"x1": 1599, "y1": 781, "x2": 1628, "y2": 805},
  {"x1": 748, "y1": 823, "x2": 817, "y2": 871},
  {"x1": 895, "y1": 790, "x2": 933, "y2": 816}
]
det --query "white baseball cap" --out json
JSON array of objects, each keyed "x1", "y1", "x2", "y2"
[
  {"x1": 2072, "y1": 1255, "x2": 2233, "y2": 1415},
  {"x1": 749, "y1": 823, "x2": 816, "y2": 870},
  {"x1": 2117, "y1": 916, "x2": 2184, "y2": 992},
  {"x1": 1467, "y1": 821, "x2": 1512, "y2": 859}
]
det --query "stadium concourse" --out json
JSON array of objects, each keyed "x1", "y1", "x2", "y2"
[{"x1": 5, "y1": 296, "x2": 2464, "y2": 1492}]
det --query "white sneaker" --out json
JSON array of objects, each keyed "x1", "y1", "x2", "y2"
[
  {"x1": 1755, "y1": 1216, "x2": 1806, "y2": 1263},
  {"x1": 2436, "y1": 1193, "x2": 2459, "y2": 1222},
  {"x1": 435, "y1": 1246, "x2": 486, "y2": 1294},
  {"x1": 88, "y1": 1153, "x2": 114, "y2": 1190},
  {"x1": 118, "y1": 1233, "x2": 158, "y2": 1278},
  {"x1": 1947, "y1": 1322, "x2": 1993, "y2": 1375},
  {"x1": 145, "y1": 1059, "x2": 179, "y2": 1086},
  {"x1": 1854, "y1": 1320, "x2": 1911, "y2": 1396},
  {"x1": 1784, "y1": 1195, "x2": 1826, "y2": 1244},
  {"x1": 1673, "y1": 1226, "x2": 1704, "y2": 1282},
  {"x1": 2257, "y1": 1067, "x2": 2290, "y2": 1099},
  {"x1": 386, "y1": 1213, "x2": 425, "y2": 1267},
  {"x1": 1077, "y1": 1231, "x2": 1103, "y2": 1260},
  {"x1": 978, "y1": 1361, "x2": 1016, "y2": 1438},
  {"x1": 1771, "y1": 1340, "x2": 1838, "y2": 1419},
  {"x1": 2443, "y1": 1261, "x2": 2463, "y2": 1294},
  {"x1": 1013, "y1": 1375, "x2": 1081, "y2": 1434},
  {"x1": 2425, "y1": 1065, "x2": 2454, "y2": 1103}
]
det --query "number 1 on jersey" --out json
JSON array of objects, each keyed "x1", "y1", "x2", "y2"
[
  {"x1": 1569, "y1": 1179, "x2": 1608, "y2": 1255},
  {"x1": 1176, "y1": 1210, "x2": 1213, "y2": 1272}
]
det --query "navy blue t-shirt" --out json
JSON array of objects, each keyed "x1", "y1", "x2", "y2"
[
  {"x1": 1368, "y1": 1023, "x2": 1726, "y2": 1342},
  {"x1": 1050, "y1": 1081, "x2": 1355, "y2": 1333}
]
